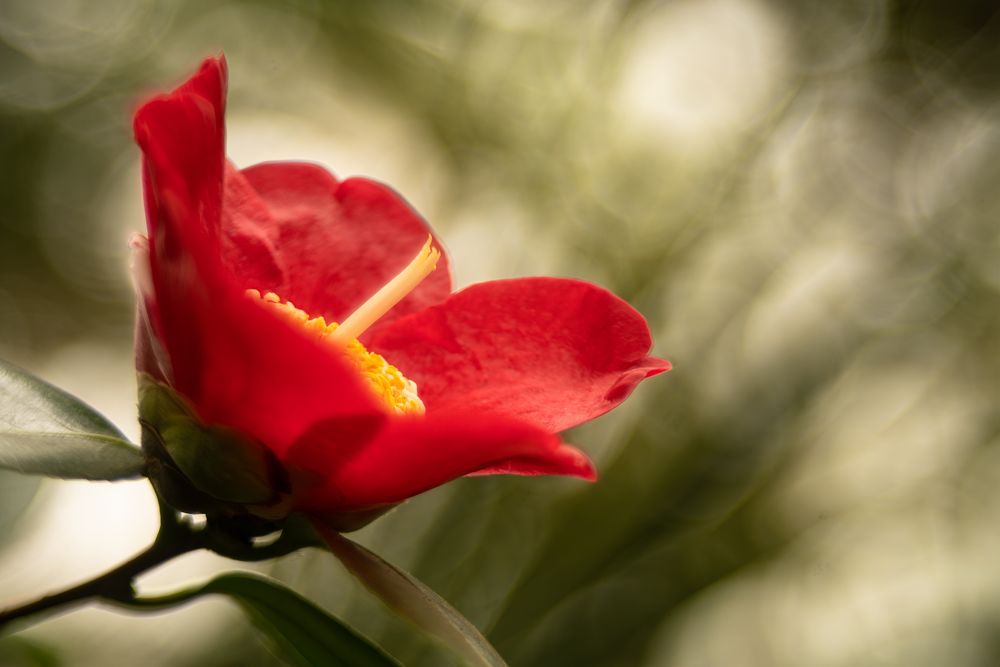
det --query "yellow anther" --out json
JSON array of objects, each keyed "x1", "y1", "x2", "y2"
[{"x1": 247, "y1": 290, "x2": 425, "y2": 416}]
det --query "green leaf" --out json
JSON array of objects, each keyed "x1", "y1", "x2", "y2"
[
  {"x1": 0, "y1": 357, "x2": 144, "y2": 480},
  {"x1": 203, "y1": 574, "x2": 401, "y2": 667},
  {"x1": 126, "y1": 573, "x2": 400, "y2": 667},
  {"x1": 0, "y1": 635, "x2": 63, "y2": 667},
  {"x1": 318, "y1": 527, "x2": 507, "y2": 667}
]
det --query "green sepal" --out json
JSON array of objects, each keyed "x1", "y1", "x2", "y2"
[{"x1": 138, "y1": 375, "x2": 289, "y2": 516}]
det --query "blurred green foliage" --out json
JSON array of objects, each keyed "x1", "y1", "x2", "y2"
[{"x1": 2, "y1": 0, "x2": 1000, "y2": 665}]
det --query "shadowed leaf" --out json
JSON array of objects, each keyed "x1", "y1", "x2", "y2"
[
  {"x1": 0, "y1": 358, "x2": 144, "y2": 480},
  {"x1": 318, "y1": 526, "x2": 507, "y2": 667},
  {"x1": 129, "y1": 573, "x2": 400, "y2": 667}
]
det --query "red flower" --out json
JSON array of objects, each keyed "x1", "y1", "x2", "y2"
[{"x1": 131, "y1": 56, "x2": 669, "y2": 521}]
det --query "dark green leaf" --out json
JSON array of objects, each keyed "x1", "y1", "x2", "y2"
[
  {"x1": 128, "y1": 573, "x2": 400, "y2": 667},
  {"x1": 0, "y1": 357, "x2": 144, "y2": 480},
  {"x1": 0, "y1": 635, "x2": 63, "y2": 667},
  {"x1": 319, "y1": 527, "x2": 507, "y2": 667},
  {"x1": 204, "y1": 574, "x2": 401, "y2": 667}
]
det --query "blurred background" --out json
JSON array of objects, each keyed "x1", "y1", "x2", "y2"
[{"x1": 2, "y1": 0, "x2": 1000, "y2": 665}]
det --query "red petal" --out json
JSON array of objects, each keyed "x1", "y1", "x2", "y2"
[
  {"x1": 369, "y1": 278, "x2": 670, "y2": 433},
  {"x1": 130, "y1": 235, "x2": 171, "y2": 383},
  {"x1": 133, "y1": 56, "x2": 228, "y2": 396},
  {"x1": 234, "y1": 162, "x2": 452, "y2": 338},
  {"x1": 289, "y1": 409, "x2": 596, "y2": 511},
  {"x1": 220, "y1": 162, "x2": 287, "y2": 291},
  {"x1": 134, "y1": 57, "x2": 382, "y2": 454}
]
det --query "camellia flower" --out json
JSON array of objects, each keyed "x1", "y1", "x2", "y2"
[{"x1": 131, "y1": 56, "x2": 669, "y2": 529}]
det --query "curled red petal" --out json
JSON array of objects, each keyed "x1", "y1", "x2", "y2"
[
  {"x1": 369, "y1": 277, "x2": 671, "y2": 433},
  {"x1": 130, "y1": 234, "x2": 171, "y2": 384},
  {"x1": 288, "y1": 409, "x2": 596, "y2": 511},
  {"x1": 466, "y1": 442, "x2": 597, "y2": 479},
  {"x1": 234, "y1": 162, "x2": 452, "y2": 337},
  {"x1": 134, "y1": 57, "x2": 382, "y2": 454},
  {"x1": 133, "y1": 55, "x2": 228, "y2": 396}
]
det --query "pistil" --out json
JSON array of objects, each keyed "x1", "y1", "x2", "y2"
[{"x1": 329, "y1": 237, "x2": 440, "y2": 344}]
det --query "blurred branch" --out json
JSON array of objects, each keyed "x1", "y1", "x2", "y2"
[
  {"x1": 0, "y1": 500, "x2": 322, "y2": 632},
  {"x1": 0, "y1": 508, "x2": 205, "y2": 633}
]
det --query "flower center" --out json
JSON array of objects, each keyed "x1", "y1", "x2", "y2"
[{"x1": 246, "y1": 237, "x2": 440, "y2": 416}]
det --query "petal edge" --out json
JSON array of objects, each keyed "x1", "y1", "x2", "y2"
[{"x1": 370, "y1": 277, "x2": 670, "y2": 433}]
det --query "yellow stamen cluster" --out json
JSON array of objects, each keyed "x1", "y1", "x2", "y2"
[
  {"x1": 247, "y1": 289, "x2": 425, "y2": 416},
  {"x1": 246, "y1": 237, "x2": 440, "y2": 416}
]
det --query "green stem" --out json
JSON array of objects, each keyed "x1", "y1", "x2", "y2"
[
  {"x1": 0, "y1": 509, "x2": 205, "y2": 633},
  {"x1": 0, "y1": 503, "x2": 322, "y2": 633}
]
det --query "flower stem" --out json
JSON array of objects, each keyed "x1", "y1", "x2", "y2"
[{"x1": 0, "y1": 502, "x2": 205, "y2": 633}]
